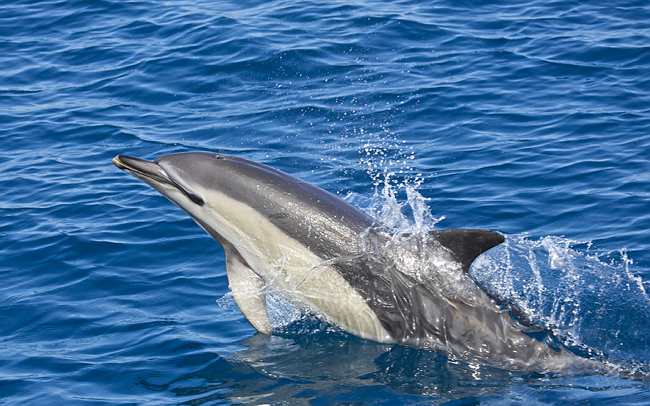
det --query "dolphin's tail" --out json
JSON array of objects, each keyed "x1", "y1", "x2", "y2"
[
  {"x1": 543, "y1": 351, "x2": 650, "y2": 381},
  {"x1": 591, "y1": 359, "x2": 650, "y2": 381}
]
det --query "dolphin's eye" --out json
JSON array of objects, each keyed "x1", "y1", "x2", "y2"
[{"x1": 214, "y1": 154, "x2": 224, "y2": 160}]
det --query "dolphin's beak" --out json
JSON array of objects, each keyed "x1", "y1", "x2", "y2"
[
  {"x1": 112, "y1": 155, "x2": 171, "y2": 185},
  {"x1": 113, "y1": 154, "x2": 205, "y2": 206}
]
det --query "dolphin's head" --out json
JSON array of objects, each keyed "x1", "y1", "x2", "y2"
[
  {"x1": 113, "y1": 152, "x2": 267, "y2": 244},
  {"x1": 113, "y1": 153, "x2": 214, "y2": 206},
  {"x1": 113, "y1": 151, "x2": 374, "y2": 255}
]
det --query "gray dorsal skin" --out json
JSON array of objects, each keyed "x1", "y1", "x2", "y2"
[{"x1": 113, "y1": 152, "x2": 589, "y2": 373}]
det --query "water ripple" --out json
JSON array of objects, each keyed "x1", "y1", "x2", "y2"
[{"x1": 1, "y1": 0, "x2": 649, "y2": 403}]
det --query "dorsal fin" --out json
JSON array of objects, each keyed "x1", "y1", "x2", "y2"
[{"x1": 433, "y1": 229, "x2": 505, "y2": 273}]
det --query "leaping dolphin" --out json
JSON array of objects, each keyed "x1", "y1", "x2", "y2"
[{"x1": 113, "y1": 152, "x2": 588, "y2": 372}]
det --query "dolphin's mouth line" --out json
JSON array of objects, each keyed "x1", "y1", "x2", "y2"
[
  {"x1": 112, "y1": 155, "x2": 205, "y2": 206},
  {"x1": 112, "y1": 155, "x2": 170, "y2": 184}
]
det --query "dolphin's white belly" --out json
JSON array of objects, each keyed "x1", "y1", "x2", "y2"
[{"x1": 191, "y1": 189, "x2": 393, "y2": 343}]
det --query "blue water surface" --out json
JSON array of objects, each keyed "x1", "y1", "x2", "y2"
[{"x1": 1, "y1": 0, "x2": 650, "y2": 404}]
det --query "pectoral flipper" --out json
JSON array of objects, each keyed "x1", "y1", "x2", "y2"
[{"x1": 225, "y1": 246, "x2": 272, "y2": 334}]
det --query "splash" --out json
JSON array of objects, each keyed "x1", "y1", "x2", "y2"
[
  {"x1": 217, "y1": 284, "x2": 316, "y2": 332},
  {"x1": 471, "y1": 235, "x2": 650, "y2": 363},
  {"x1": 350, "y1": 167, "x2": 649, "y2": 372},
  {"x1": 352, "y1": 137, "x2": 649, "y2": 373}
]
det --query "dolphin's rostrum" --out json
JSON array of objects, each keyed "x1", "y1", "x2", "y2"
[{"x1": 113, "y1": 152, "x2": 589, "y2": 372}]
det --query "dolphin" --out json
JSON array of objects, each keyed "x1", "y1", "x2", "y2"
[{"x1": 112, "y1": 152, "x2": 589, "y2": 372}]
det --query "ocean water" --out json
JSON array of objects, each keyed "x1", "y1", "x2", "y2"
[{"x1": 1, "y1": 0, "x2": 649, "y2": 404}]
